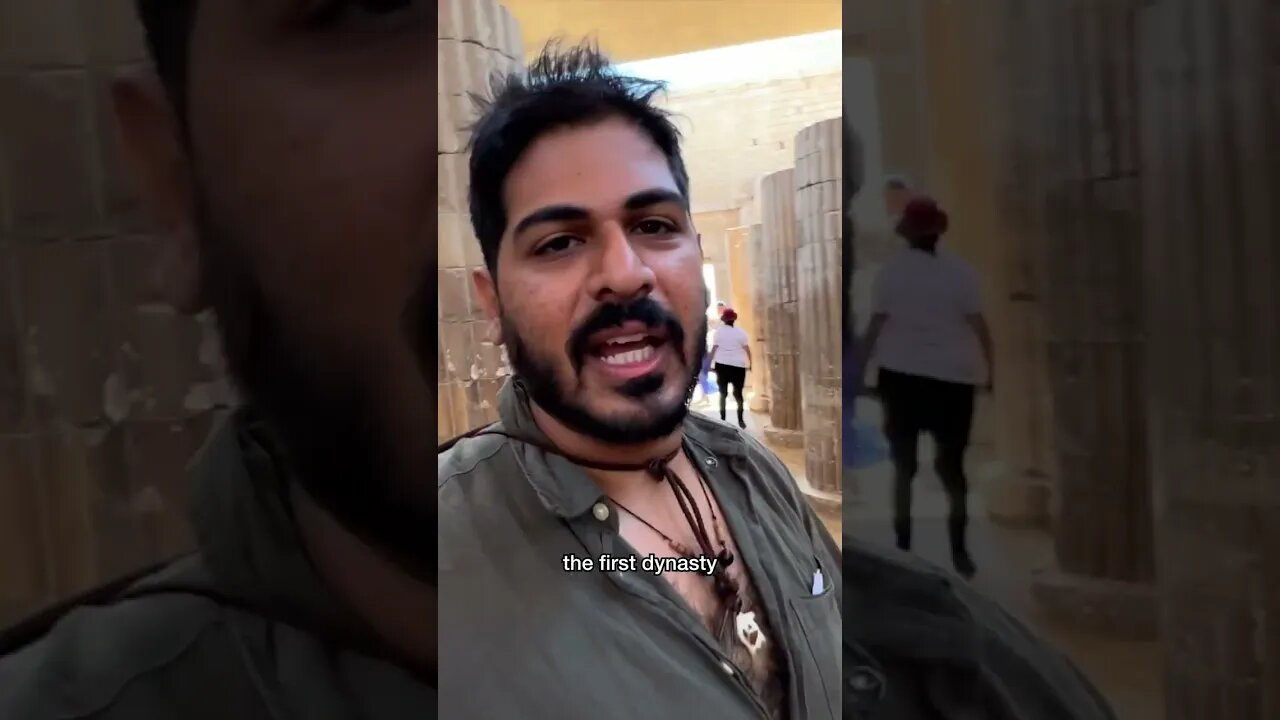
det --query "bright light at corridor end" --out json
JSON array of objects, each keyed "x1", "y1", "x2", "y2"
[{"x1": 614, "y1": 30, "x2": 842, "y2": 92}]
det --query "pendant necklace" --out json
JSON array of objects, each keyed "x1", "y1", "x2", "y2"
[{"x1": 609, "y1": 455, "x2": 768, "y2": 659}]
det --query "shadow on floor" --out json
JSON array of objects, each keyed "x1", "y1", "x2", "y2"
[{"x1": 849, "y1": 458, "x2": 1165, "y2": 720}]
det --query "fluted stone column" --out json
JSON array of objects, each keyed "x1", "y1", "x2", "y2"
[
  {"x1": 760, "y1": 169, "x2": 803, "y2": 447},
  {"x1": 437, "y1": 0, "x2": 522, "y2": 441},
  {"x1": 972, "y1": 0, "x2": 1054, "y2": 525},
  {"x1": 746, "y1": 223, "x2": 772, "y2": 414},
  {"x1": 795, "y1": 119, "x2": 843, "y2": 494},
  {"x1": 724, "y1": 225, "x2": 763, "y2": 406},
  {"x1": 1026, "y1": 0, "x2": 1157, "y2": 640},
  {"x1": 1140, "y1": 0, "x2": 1280, "y2": 714}
]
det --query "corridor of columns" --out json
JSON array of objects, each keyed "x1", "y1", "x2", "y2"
[
  {"x1": 439, "y1": 1, "x2": 847, "y2": 518},
  {"x1": 850, "y1": 0, "x2": 1280, "y2": 717}
]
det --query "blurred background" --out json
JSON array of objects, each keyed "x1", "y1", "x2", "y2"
[{"x1": 850, "y1": 1, "x2": 1279, "y2": 717}]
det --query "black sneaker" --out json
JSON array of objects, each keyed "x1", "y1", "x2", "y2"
[
  {"x1": 952, "y1": 552, "x2": 977, "y2": 579},
  {"x1": 738, "y1": 419, "x2": 747, "y2": 429}
]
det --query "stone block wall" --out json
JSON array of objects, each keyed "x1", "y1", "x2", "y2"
[
  {"x1": 0, "y1": 0, "x2": 229, "y2": 623},
  {"x1": 660, "y1": 73, "x2": 842, "y2": 216}
]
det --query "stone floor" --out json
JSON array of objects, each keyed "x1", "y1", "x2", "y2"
[{"x1": 696, "y1": 393, "x2": 1165, "y2": 719}]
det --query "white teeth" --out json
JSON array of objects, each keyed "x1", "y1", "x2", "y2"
[
  {"x1": 602, "y1": 345, "x2": 656, "y2": 366},
  {"x1": 606, "y1": 334, "x2": 647, "y2": 345}
]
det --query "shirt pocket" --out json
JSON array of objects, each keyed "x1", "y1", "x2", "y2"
[{"x1": 787, "y1": 583, "x2": 842, "y2": 720}]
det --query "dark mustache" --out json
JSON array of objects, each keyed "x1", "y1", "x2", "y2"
[{"x1": 567, "y1": 298, "x2": 687, "y2": 372}]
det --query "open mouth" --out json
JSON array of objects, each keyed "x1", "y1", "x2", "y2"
[{"x1": 586, "y1": 325, "x2": 669, "y2": 379}]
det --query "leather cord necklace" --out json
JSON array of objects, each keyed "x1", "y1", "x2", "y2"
[{"x1": 439, "y1": 424, "x2": 768, "y2": 656}]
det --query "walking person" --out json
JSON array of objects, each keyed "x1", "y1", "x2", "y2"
[
  {"x1": 860, "y1": 196, "x2": 995, "y2": 579},
  {"x1": 708, "y1": 308, "x2": 752, "y2": 428}
]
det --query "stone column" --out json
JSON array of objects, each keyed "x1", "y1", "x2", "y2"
[
  {"x1": 746, "y1": 223, "x2": 772, "y2": 414},
  {"x1": 1028, "y1": 0, "x2": 1158, "y2": 640},
  {"x1": 795, "y1": 119, "x2": 843, "y2": 494},
  {"x1": 437, "y1": 0, "x2": 522, "y2": 441},
  {"x1": 724, "y1": 225, "x2": 761, "y2": 405},
  {"x1": 760, "y1": 169, "x2": 803, "y2": 446},
  {"x1": 976, "y1": 0, "x2": 1058, "y2": 528},
  {"x1": 1140, "y1": 0, "x2": 1280, "y2": 714}
]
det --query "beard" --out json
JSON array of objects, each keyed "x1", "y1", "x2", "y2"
[
  {"x1": 198, "y1": 202, "x2": 436, "y2": 585},
  {"x1": 502, "y1": 296, "x2": 705, "y2": 445}
]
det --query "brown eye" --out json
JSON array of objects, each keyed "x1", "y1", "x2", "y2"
[
  {"x1": 534, "y1": 235, "x2": 583, "y2": 256},
  {"x1": 635, "y1": 219, "x2": 675, "y2": 235}
]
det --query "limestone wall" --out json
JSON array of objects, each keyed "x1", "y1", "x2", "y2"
[
  {"x1": 437, "y1": 0, "x2": 524, "y2": 441},
  {"x1": 660, "y1": 73, "x2": 842, "y2": 216},
  {"x1": 0, "y1": 1, "x2": 224, "y2": 623}
]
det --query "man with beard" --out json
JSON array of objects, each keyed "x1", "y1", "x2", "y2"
[
  {"x1": 437, "y1": 42, "x2": 842, "y2": 720},
  {"x1": 0, "y1": 1, "x2": 436, "y2": 718}
]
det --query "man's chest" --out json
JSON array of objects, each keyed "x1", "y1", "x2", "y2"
[
  {"x1": 438, "y1": 438, "x2": 844, "y2": 719},
  {"x1": 615, "y1": 486, "x2": 787, "y2": 715}
]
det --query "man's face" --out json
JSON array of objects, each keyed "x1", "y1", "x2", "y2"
[
  {"x1": 885, "y1": 186, "x2": 911, "y2": 218},
  {"x1": 478, "y1": 118, "x2": 706, "y2": 444},
  {"x1": 174, "y1": 3, "x2": 435, "y2": 566}
]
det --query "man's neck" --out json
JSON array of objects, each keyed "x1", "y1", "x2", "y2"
[{"x1": 529, "y1": 403, "x2": 684, "y2": 467}]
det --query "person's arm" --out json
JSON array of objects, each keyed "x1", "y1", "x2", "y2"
[
  {"x1": 858, "y1": 313, "x2": 888, "y2": 377},
  {"x1": 966, "y1": 313, "x2": 995, "y2": 392},
  {"x1": 708, "y1": 345, "x2": 718, "y2": 367},
  {"x1": 859, "y1": 265, "x2": 892, "y2": 382},
  {"x1": 744, "y1": 340, "x2": 752, "y2": 371}
]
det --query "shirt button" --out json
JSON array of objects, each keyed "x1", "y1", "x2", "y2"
[
  {"x1": 719, "y1": 660, "x2": 735, "y2": 676},
  {"x1": 591, "y1": 502, "x2": 611, "y2": 522},
  {"x1": 847, "y1": 667, "x2": 883, "y2": 695}
]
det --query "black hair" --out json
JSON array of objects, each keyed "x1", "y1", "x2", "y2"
[
  {"x1": 467, "y1": 39, "x2": 691, "y2": 275},
  {"x1": 907, "y1": 234, "x2": 940, "y2": 255},
  {"x1": 134, "y1": 0, "x2": 200, "y2": 116}
]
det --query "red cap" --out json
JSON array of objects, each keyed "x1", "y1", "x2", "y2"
[{"x1": 896, "y1": 196, "x2": 949, "y2": 238}]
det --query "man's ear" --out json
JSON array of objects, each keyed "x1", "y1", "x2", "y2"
[
  {"x1": 471, "y1": 267, "x2": 503, "y2": 344},
  {"x1": 110, "y1": 68, "x2": 207, "y2": 314}
]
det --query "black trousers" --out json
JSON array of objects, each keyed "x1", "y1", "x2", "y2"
[
  {"x1": 714, "y1": 363, "x2": 747, "y2": 422},
  {"x1": 877, "y1": 368, "x2": 975, "y2": 557}
]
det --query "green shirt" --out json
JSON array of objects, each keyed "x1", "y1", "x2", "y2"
[{"x1": 438, "y1": 380, "x2": 845, "y2": 719}]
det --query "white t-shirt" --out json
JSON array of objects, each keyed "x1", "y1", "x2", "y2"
[
  {"x1": 871, "y1": 248, "x2": 983, "y2": 385},
  {"x1": 712, "y1": 325, "x2": 751, "y2": 368}
]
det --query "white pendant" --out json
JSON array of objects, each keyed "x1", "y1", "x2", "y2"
[{"x1": 735, "y1": 611, "x2": 766, "y2": 656}]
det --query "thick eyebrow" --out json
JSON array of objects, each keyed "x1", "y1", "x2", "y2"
[
  {"x1": 623, "y1": 188, "x2": 685, "y2": 211},
  {"x1": 512, "y1": 205, "x2": 589, "y2": 237},
  {"x1": 511, "y1": 187, "x2": 686, "y2": 238}
]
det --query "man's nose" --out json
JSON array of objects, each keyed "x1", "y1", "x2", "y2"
[{"x1": 586, "y1": 224, "x2": 656, "y2": 302}]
